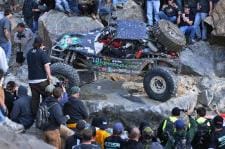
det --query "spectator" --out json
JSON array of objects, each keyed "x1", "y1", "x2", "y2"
[
  {"x1": 191, "y1": 107, "x2": 211, "y2": 149},
  {"x1": 141, "y1": 127, "x2": 163, "y2": 149},
  {"x1": 175, "y1": 0, "x2": 183, "y2": 11},
  {"x1": 0, "y1": 9, "x2": 13, "y2": 61},
  {"x1": 157, "y1": 107, "x2": 180, "y2": 145},
  {"x1": 123, "y1": 127, "x2": 144, "y2": 149},
  {"x1": 67, "y1": 0, "x2": 79, "y2": 14},
  {"x1": 10, "y1": 85, "x2": 34, "y2": 129},
  {"x1": 55, "y1": 0, "x2": 72, "y2": 15},
  {"x1": 73, "y1": 127, "x2": 101, "y2": 149},
  {"x1": 209, "y1": 115, "x2": 225, "y2": 148},
  {"x1": 146, "y1": 0, "x2": 160, "y2": 26},
  {"x1": 158, "y1": 0, "x2": 179, "y2": 23},
  {"x1": 177, "y1": 5, "x2": 196, "y2": 44},
  {"x1": 165, "y1": 119, "x2": 192, "y2": 148},
  {"x1": 0, "y1": 47, "x2": 8, "y2": 73},
  {"x1": 32, "y1": 1, "x2": 41, "y2": 33},
  {"x1": 4, "y1": 81, "x2": 17, "y2": 116},
  {"x1": 27, "y1": 36, "x2": 51, "y2": 118},
  {"x1": 98, "y1": 0, "x2": 112, "y2": 26},
  {"x1": 45, "y1": 84, "x2": 69, "y2": 107},
  {"x1": 78, "y1": 0, "x2": 98, "y2": 18},
  {"x1": 194, "y1": 0, "x2": 209, "y2": 41},
  {"x1": 95, "y1": 117, "x2": 110, "y2": 148},
  {"x1": 209, "y1": 0, "x2": 219, "y2": 15},
  {"x1": 63, "y1": 86, "x2": 88, "y2": 129},
  {"x1": 43, "y1": 87, "x2": 69, "y2": 149},
  {"x1": 104, "y1": 122, "x2": 125, "y2": 149},
  {"x1": 0, "y1": 69, "x2": 24, "y2": 133},
  {"x1": 22, "y1": 0, "x2": 36, "y2": 29},
  {"x1": 65, "y1": 120, "x2": 87, "y2": 149},
  {"x1": 187, "y1": 0, "x2": 198, "y2": 16},
  {"x1": 14, "y1": 23, "x2": 34, "y2": 59}
]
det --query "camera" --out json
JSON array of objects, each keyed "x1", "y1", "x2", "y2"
[
  {"x1": 55, "y1": 81, "x2": 65, "y2": 88},
  {"x1": 17, "y1": 32, "x2": 25, "y2": 39},
  {"x1": 180, "y1": 109, "x2": 187, "y2": 112}
]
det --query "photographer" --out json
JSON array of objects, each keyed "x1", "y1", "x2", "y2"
[{"x1": 14, "y1": 23, "x2": 34, "y2": 63}]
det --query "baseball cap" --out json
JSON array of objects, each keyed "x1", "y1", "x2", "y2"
[
  {"x1": 142, "y1": 127, "x2": 153, "y2": 136},
  {"x1": 99, "y1": 117, "x2": 108, "y2": 130},
  {"x1": 113, "y1": 122, "x2": 124, "y2": 134},
  {"x1": 175, "y1": 119, "x2": 185, "y2": 129},
  {"x1": 70, "y1": 86, "x2": 80, "y2": 95}
]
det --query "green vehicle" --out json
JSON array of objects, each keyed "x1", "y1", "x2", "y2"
[{"x1": 50, "y1": 19, "x2": 186, "y2": 102}]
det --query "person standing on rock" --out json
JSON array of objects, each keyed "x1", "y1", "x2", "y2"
[
  {"x1": 0, "y1": 9, "x2": 13, "y2": 62},
  {"x1": 63, "y1": 86, "x2": 89, "y2": 129},
  {"x1": 22, "y1": 0, "x2": 36, "y2": 30},
  {"x1": 146, "y1": 0, "x2": 160, "y2": 26},
  {"x1": 27, "y1": 36, "x2": 51, "y2": 118}
]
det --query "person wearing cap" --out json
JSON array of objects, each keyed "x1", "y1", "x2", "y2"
[
  {"x1": 63, "y1": 86, "x2": 89, "y2": 129},
  {"x1": 27, "y1": 36, "x2": 51, "y2": 118},
  {"x1": 177, "y1": 4, "x2": 196, "y2": 44},
  {"x1": 65, "y1": 120, "x2": 87, "y2": 149},
  {"x1": 209, "y1": 115, "x2": 225, "y2": 149},
  {"x1": 165, "y1": 119, "x2": 192, "y2": 149},
  {"x1": 10, "y1": 85, "x2": 34, "y2": 129},
  {"x1": 104, "y1": 122, "x2": 125, "y2": 149},
  {"x1": 95, "y1": 117, "x2": 110, "y2": 149},
  {"x1": 157, "y1": 107, "x2": 181, "y2": 146},
  {"x1": 141, "y1": 127, "x2": 163, "y2": 149}
]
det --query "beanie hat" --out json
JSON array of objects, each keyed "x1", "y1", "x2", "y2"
[
  {"x1": 76, "y1": 120, "x2": 87, "y2": 131},
  {"x1": 113, "y1": 122, "x2": 124, "y2": 134},
  {"x1": 142, "y1": 127, "x2": 153, "y2": 136},
  {"x1": 175, "y1": 119, "x2": 185, "y2": 129},
  {"x1": 17, "y1": 85, "x2": 28, "y2": 97},
  {"x1": 213, "y1": 115, "x2": 224, "y2": 128},
  {"x1": 70, "y1": 86, "x2": 80, "y2": 95}
]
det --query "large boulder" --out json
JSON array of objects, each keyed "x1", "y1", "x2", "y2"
[
  {"x1": 0, "y1": 125, "x2": 53, "y2": 149},
  {"x1": 38, "y1": 10, "x2": 104, "y2": 49},
  {"x1": 180, "y1": 42, "x2": 215, "y2": 77},
  {"x1": 115, "y1": 0, "x2": 145, "y2": 21},
  {"x1": 205, "y1": 0, "x2": 225, "y2": 36}
]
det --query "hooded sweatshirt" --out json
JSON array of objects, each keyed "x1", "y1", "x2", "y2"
[{"x1": 10, "y1": 86, "x2": 34, "y2": 129}]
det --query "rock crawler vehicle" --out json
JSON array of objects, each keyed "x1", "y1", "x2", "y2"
[{"x1": 50, "y1": 19, "x2": 186, "y2": 102}]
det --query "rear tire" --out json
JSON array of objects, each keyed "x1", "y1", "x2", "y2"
[
  {"x1": 51, "y1": 63, "x2": 80, "y2": 88},
  {"x1": 143, "y1": 67, "x2": 177, "y2": 102},
  {"x1": 154, "y1": 20, "x2": 186, "y2": 51}
]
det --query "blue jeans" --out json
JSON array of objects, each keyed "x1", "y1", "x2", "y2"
[
  {"x1": 146, "y1": 0, "x2": 160, "y2": 25},
  {"x1": 194, "y1": 12, "x2": 208, "y2": 40},
  {"x1": 32, "y1": 20, "x2": 38, "y2": 33},
  {"x1": 55, "y1": 0, "x2": 71, "y2": 12},
  {"x1": 0, "y1": 41, "x2": 12, "y2": 61},
  {"x1": 180, "y1": 26, "x2": 196, "y2": 40},
  {"x1": 113, "y1": 0, "x2": 127, "y2": 4},
  {"x1": 175, "y1": 0, "x2": 183, "y2": 11},
  {"x1": 67, "y1": 0, "x2": 79, "y2": 13},
  {"x1": 158, "y1": 11, "x2": 177, "y2": 23},
  {"x1": 0, "y1": 110, "x2": 5, "y2": 122}
]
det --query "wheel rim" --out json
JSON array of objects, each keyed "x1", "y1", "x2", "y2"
[{"x1": 150, "y1": 76, "x2": 167, "y2": 94}]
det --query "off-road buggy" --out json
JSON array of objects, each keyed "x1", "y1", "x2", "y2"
[{"x1": 50, "y1": 19, "x2": 186, "y2": 102}]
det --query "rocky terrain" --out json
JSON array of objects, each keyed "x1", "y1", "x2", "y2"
[{"x1": 2, "y1": 0, "x2": 225, "y2": 146}]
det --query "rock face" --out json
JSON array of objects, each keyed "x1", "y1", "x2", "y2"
[
  {"x1": 115, "y1": 0, "x2": 145, "y2": 21},
  {"x1": 205, "y1": 0, "x2": 225, "y2": 36},
  {"x1": 0, "y1": 126, "x2": 53, "y2": 149},
  {"x1": 38, "y1": 10, "x2": 104, "y2": 49}
]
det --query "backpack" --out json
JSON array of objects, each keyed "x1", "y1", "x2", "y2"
[
  {"x1": 192, "y1": 120, "x2": 211, "y2": 148},
  {"x1": 174, "y1": 136, "x2": 192, "y2": 149},
  {"x1": 35, "y1": 102, "x2": 57, "y2": 130},
  {"x1": 158, "y1": 118, "x2": 176, "y2": 145}
]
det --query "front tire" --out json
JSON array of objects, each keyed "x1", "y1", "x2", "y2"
[
  {"x1": 143, "y1": 67, "x2": 177, "y2": 102},
  {"x1": 51, "y1": 63, "x2": 80, "y2": 88}
]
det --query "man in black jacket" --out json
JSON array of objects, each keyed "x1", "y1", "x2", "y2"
[
  {"x1": 43, "y1": 87, "x2": 69, "y2": 149},
  {"x1": 63, "y1": 86, "x2": 89, "y2": 129},
  {"x1": 123, "y1": 127, "x2": 144, "y2": 149},
  {"x1": 10, "y1": 85, "x2": 34, "y2": 129}
]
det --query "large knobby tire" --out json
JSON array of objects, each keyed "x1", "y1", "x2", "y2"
[
  {"x1": 51, "y1": 63, "x2": 80, "y2": 88},
  {"x1": 155, "y1": 20, "x2": 186, "y2": 51},
  {"x1": 143, "y1": 67, "x2": 177, "y2": 102}
]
